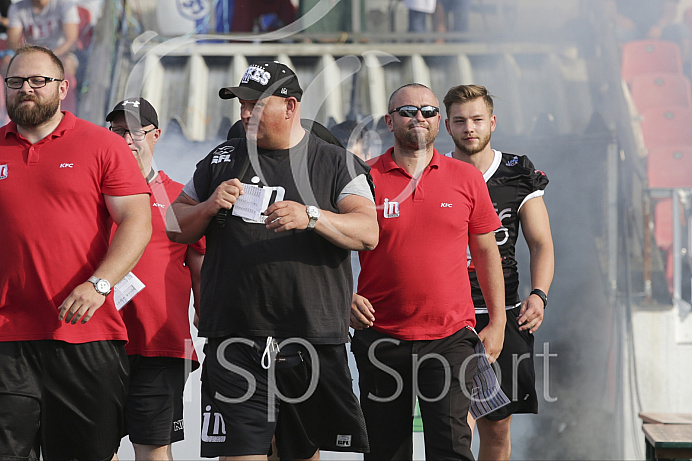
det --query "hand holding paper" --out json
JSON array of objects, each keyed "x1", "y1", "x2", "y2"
[{"x1": 232, "y1": 183, "x2": 285, "y2": 224}]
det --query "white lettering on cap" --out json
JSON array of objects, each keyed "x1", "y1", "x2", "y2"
[{"x1": 241, "y1": 65, "x2": 271, "y2": 86}]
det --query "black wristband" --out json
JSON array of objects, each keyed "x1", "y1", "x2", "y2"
[{"x1": 530, "y1": 288, "x2": 548, "y2": 309}]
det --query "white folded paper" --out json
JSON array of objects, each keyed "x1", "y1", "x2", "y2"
[
  {"x1": 113, "y1": 272, "x2": 145, "y2": 311},
  {"x1": 232, "y1": 183, "x2": 285, "y2": 224}
]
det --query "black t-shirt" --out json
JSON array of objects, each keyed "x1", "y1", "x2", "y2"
[
  {"x1": 470, "y1": 151, "x2": 549, "y2": 309},
  {"x1": 191, "y1": 132, "x2": 369, "y2": 344}
]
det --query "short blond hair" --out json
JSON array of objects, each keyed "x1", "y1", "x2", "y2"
[{"x1": 443, "y1": 85, "x2": 494, "y2": 118}]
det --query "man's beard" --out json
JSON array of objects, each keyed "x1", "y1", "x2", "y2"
[
  {"x1": 7, "y1": 92, "x2": 60, "y2": 127},
  {"x1": 453, "y1": 130, "x2": 491, "y2": 156},
  {"x1": 396, "y1": 123, "x2": 438, "y2": 150}
]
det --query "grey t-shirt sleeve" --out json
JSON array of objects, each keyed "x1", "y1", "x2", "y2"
[
  {"x1": 337, "y1": 174, "x2": 374, "y2": 204},
  {"x1": 182, "y1": 177, "x2": 200, "y2": 203}
]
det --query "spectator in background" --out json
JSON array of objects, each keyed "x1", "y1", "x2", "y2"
[
  {"x1": 608, "y1": 0, "x2": 687, "y2": 43},
  {"x1": 297, "y1": 0, "x2": 365, "y2": 39},
  {"x1": 230, "y1": 0, "x2": 296, "y2": 32},
  {"x1": 607, "y1": 0, "x2": 691, "y2": 75},
  {"x1": 434, "y1": 0, "x2": 470, "y2": 35},
  {"x1": 5, "y1": 0, "x2": 81, "y2": 112},
  {"x1": 0, "y1": 0, "x2": 11, "y2": 37},
  {"x1": 78, "y1": 0, "x2": 104, "y2": 26},
  {"x1": 330, "y1": 119, "x2": 375, "y2": 161},
  {"x1": 6, "y1": 0, "x2": 80, "y2": 76},
  {"x1": 0, "y1": 0, "x2": 12, "y2": 78},
  {"x1": 404, "y1": 0, "x2": 436, "y2": 33}
]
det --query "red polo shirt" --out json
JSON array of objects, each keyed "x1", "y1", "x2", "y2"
[
  {"x1": 0, "y1": 112, "x2": 150, "y2": 343},
  {"x1": 358, "y1": 149, "x2": 500, "y2": 340},
  {"x1": 116, "y1": 171, "x2": 205, "y2": 362}
]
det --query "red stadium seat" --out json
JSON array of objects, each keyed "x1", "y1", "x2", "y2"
[
  {"x1": 77, "y1": 6, "x2": 93, "y2": 51},
  {"x1": 621, "y1": 40, "x2": 683, "y2": 84},
  {"x1": 647, "y1": 145, "x2": 692, "y2": 189},
  {"x1": 640, "y1": 106, "x2": 692, "y2": 149},
  {"x1": 630, "y1": 73, "x2": 692, "y2": 113},
  {"x1": 655, "y1": 198, "x2": 674, "y2": 250}
]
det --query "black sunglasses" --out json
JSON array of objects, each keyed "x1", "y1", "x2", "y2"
[{"x1": 388, "y1": 105, "x2": 440, "y2": 118}]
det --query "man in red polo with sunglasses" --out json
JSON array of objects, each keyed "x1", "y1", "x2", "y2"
[{"x1": 350, "y1": 83, "x2": 506, "y2": 461}]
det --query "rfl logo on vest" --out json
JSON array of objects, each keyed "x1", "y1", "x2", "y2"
[
  {"x1": 0, "y1": 164, "x2": 7, "y2": 180},
  {"x1": 383, "y1": 198, "x2": 399, "y2": 218}
]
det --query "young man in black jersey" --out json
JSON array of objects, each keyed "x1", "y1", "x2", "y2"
[
  {"x1": 443, "y1": 84, "x2": 555, "y2": 461},
  {"x1": 167, "y1": 60, "x2": 377, "y2": 461}
]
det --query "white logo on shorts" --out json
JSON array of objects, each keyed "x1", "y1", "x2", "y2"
[
  {"x1": 173, "y1": 419, "x2": 184, "y2": 432},
  {"x1": 336, "y1": 434, "x2": 352, "y2": 447},
  {"x1": 201, "y1": 405, "x2": 227, "y2": 442}
]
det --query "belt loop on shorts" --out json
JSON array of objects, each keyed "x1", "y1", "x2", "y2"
[{"x1": 261, "y1": 336, "x2": 280, "y2": 369}]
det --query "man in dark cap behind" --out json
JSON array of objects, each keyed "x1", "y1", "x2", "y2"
[
  {"x1": 167, "y1": 60, "x2": 377, "y2": 460},
  {"x1": 107, "y1": 97, "x2": 205, "y2": 460}
]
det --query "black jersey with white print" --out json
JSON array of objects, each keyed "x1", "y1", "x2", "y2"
[{"x1": 447, "y1": 150, "x2": 548, "y2": 313}]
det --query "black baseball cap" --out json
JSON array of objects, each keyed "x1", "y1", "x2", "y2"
[
  {"x1": 106, "y1": 97, "x2": 159, "y2": 128},
  {"x1": 219, "y1": 61, "x2": 303, "y2": 102}
]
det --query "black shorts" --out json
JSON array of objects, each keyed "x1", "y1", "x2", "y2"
[
  {"x1": 351, "y1": 327, "x2": 478, "y2": 461},
  {"x1": 0, "y1": 340, "x2": 128, "y2": 461},
  {"x1": 475, "y1": 306, "x2": 538, "y2": 420},
  {"x1": 200, "y1": 337, "x2": 369, "y2": 459},
  {"x1": 124, "y1": 355, "x2": 193, "y2": 446}
]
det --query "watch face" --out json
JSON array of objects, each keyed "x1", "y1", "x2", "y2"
[
  {"x1": 307, "y1": 206, "x2": 319, "y2": 218},
  {"x1": 96, "y1": 280, "x2": 110, "y2": 293}
]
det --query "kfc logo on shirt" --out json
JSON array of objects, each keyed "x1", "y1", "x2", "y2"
[{"x1": 0, "y1": 164, "x2": 7, "y2": 180}]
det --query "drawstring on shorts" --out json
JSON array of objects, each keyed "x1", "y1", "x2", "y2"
[{"x1": 261, "y1": 336, "x2": 280, "y2": 369}]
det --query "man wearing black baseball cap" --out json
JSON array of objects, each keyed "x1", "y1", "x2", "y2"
[
  {"x1": 168, "y1": 60, "x2": 377, "y2": 460},
  {"x1": 106, "y1": 97, "x2": 160, "y2": 180},
  {"x1": 218, "y1": 60, "x2": 303, "y2": 102},
  {"x1": 107, "y1": 97, "x2": 205, "y2": 461}
]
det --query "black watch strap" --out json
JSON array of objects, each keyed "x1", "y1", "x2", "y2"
[{"x1": 530, "y1": 288, "x2": 548, "y2": 309}]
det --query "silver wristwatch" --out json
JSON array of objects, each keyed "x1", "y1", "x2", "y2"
[
  {"x1": 306, "y1": 205, "x2": 320, "y2": 230},
  {"x1": 88, "y1": 276, "x2": 112, "y2": 296}
]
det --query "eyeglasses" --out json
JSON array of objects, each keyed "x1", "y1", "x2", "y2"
[
  {"x1": 4, "y1": 76, "x2": 63, "y2": 89},
  {"x1": 388, "y1": 105, "x2": 440, "y2": 118},
  {"x1": 109, "y1": 127, "x2": 156, "y2": 141}
]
